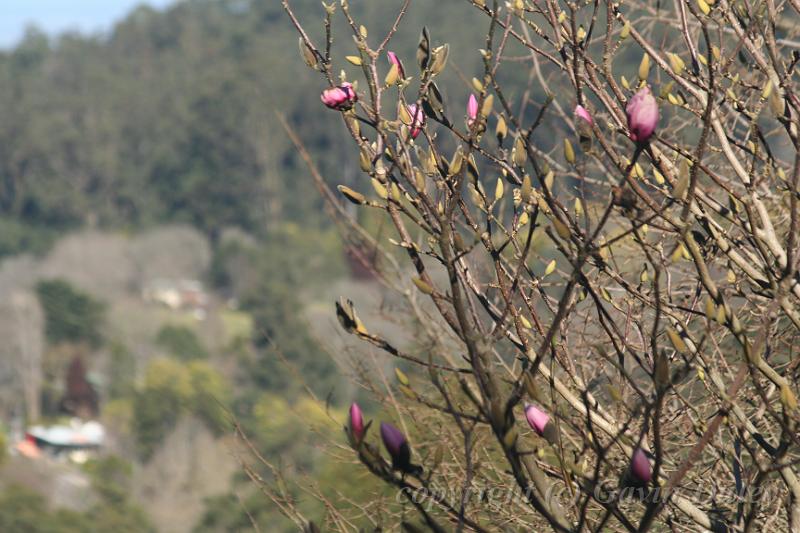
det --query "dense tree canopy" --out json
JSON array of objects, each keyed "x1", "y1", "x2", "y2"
[
  {"x1": 0, "y1": 0, "x2": 485, "y2": 253},
  {"x1": 0, "y1": 0, "x2": 553, "y2": 531},
  {"x1": 36, "y1": 279, "x2": 105, "y2": 347}
]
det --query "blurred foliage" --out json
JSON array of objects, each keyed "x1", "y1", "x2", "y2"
[
  {"x1": 83, "y1": 456, "x2": 156, "y2": 533},
  {"x1": 193, "y1": 492, "x2": 266, "y2": 533},
  {"x1": 0, "y1": 429, "x2": 6, "y2": 467},
  {"x1": 103, "y1": 396, "x2": 135, "y2": 446},
  {"x1": 107, "y1": 341, "x2": 136, "y2": 400},
  {"x1": 0, "y1": 485, "x2": 74, "y2": 533},
  {"x1": 132, "y1": 357, "x2": 230, "y2": 459},
  {"x1": 0, "y1": 0, "x2": 490, "y2": 253},
  {"x1": 219, "y1": 309, "x2": 253, "y2": 347},
  {"x1": 214, "y1": 223, "x2": 345, "y2": 399},
  {"x1": 155, "y1": 324, "x2": 208, "y2": 360},
  {"x1": 84, "y1": 455, "x2": 135, "y2": 505},
  {"x1": 0, "y1": 482, "x2": 154, "y2": 533},
  {"x1": 0, "y1": 217, "x2": 55, "y2": 258},
  {"x1": 248, "y1": 394, "x2": 333, "y2": 462},
  {"x1": 0, "y1": 0, "x2": 504, "y2": 529},
  {"x1": 36, "y1": 279, "x2": 106, "y2": 347},
  {"x1": 194, "y1": 396, "x2": 386, "y2": 532}
]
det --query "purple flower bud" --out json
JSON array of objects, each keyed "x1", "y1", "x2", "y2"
[
  {"x1": 524, "y1": 404, "x2": 550, "y2": 436},
  {"x1": 407, "y1": 104, "x2": 425, "y2": 139},
  {"x1": 349, "y1": 402, "x2": 364, "y2": 442},
  {"x1": 380, "y1": 422, "x2": 406, "y2": 457},
  {"x1": 626, "y1": 86, "x2": 659, "y2": 143},
  {"x1": 387, "y1": 51, "x2": 405, "y2": 79},
  {"x1": 321, "y1": 82, "x2": 358, "y2": 111},
  {"x1": 630, "y1": 448, "x2": 652, "y2": 484},
  {"x1": 575, "y1": 104, "x2": 593, "y2": 126},
  {"x1": 467, "y1": 94, "x2": 479, "y2": 126},
  {"x1": 380, "y1": 422, "x2": 420, "y2": 475}
]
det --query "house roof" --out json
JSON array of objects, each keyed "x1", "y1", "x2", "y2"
[{"x1": 26, "y1": 419, "x2": 104, "y2": 448}]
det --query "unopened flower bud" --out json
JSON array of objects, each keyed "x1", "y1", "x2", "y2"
[
  {"x1": 467, "y1": 94, "x2": 478, "y2": 127},
  {"x1": 387, "y1": 51, "x2": 405, "y2": 79},
  {"x1": 626, "y1": 85, "x2": 659, "y2": 143},
  {"x1": 321, "y1": 82, "x2": 358, "y2": 111},
  {"x1": 630, "y1": 448, "x2": 652, "y2": 485},
  {"x1": 349, "y1": 402, "x2": 364, "y2": 442}
]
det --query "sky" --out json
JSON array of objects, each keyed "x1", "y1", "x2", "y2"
[{"x1": 0, "y1": 0, "x2": 176, "y2": 49}]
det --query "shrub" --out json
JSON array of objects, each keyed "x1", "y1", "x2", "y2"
[
  {"x1": 36, "y1": 279, "x2": 105, "y2": 347},
  {"x1": 155, "y1": 324, "x2": 208, "y2": 360}
]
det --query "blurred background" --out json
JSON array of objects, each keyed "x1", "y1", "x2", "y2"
[{"x1": 0, "y1": 1, "x2": 532, "y2": 531}]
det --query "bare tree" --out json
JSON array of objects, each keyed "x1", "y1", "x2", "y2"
[
  {"x1": 11, "y1": 291, "x2": 44, "y2": 423},
  {"x1": 266, "y1": 0, "x2": 800, "y2": 531}
]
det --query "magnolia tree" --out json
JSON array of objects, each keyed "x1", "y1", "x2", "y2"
[{"x1": 272, "y1": 0, "x2": 800, "y2": 531}]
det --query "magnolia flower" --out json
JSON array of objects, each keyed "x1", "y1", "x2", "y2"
[
  {"x1": 407, "y1": 104, "x2": 425, "y2": 139},
  {"x1": 380, "y1": 422, "x2": 406, "y2": 460},
  {"x1": 574, "y1": 104, "x2": 593, "y2": 126},
  {"x1": 380, "y1": 422, "x2": 409, "y2": 470},
  {"x1": 349, "y1": 402, "x2": 364, "y2": 442},
  {"x1": 524, "y1": 404, "x2": 550, "y2": 436},
  {"x1": 575, "y1": 104, "x2": 594, "y2": 151},
  {"x1": 630, "y1": 448, "x2": 653, "y2": 484},
  {"x1": 467, "y1": 94, "x2": 479, "y2": 127},
  {"x1": 380, "y1": 422, "x2": 421, "y2": 475},
  {"x1": 321, "y1": 82, "x2": 357, "y2": 111},
  {"x1": 525, "y1": 404, "x2": 559, "y2": 443},
  {"x1": 626, "y1": 86, "x2": 659, "y2": 142},
  {"x1": 620, "y1": 447, "x2": 653, "y2": 499},
  {"x1": 387, "y1": 51, "x2": 405, "y2": 79}
]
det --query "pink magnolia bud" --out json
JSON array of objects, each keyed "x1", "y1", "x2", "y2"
[
  {"x1": 630, "y1": 448, "x2": 652, "y2": 484},
  {"x1": 321, "y1": 82, "x2": 357, "y2": 111},
  {"x1": 387, "y1": 51, "x2": 405, "y2": 79},
  {"x1": 524, "y1": 404, "x2": 550, "y2": 436},
  {"x1": 574, "y1": 104, "x2": 593, "y2": 126},
  {"x1": 467, "y1": 94, "x2": 479, "y2": 126},
  {"x1": 349, "y1": 402, "x2": 364, "y2": 442},
  {"x1": 626, "y1": 86, "x2": 658, "y2": 143},
  {"x1": 407, "y1": 104, "x2": 425, "y2": 139}
]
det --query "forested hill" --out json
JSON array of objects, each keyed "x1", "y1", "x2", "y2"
[
  {"x1": 0, "y1": 3, "x2": 496, "y2": 530},
  {"x1": 0, "y1": 0, "x2": 489, "y2": 256},
  {"x1": 0, "y1": 2, "x2": 556, "y2": 530}
]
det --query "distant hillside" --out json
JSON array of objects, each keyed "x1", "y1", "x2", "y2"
[
  {"x1": 0, "y1": 0, "x2": 494, "y2": 256},
  {"x1": 0, "y1": 2, "x2": 551, "y2": 530}
]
